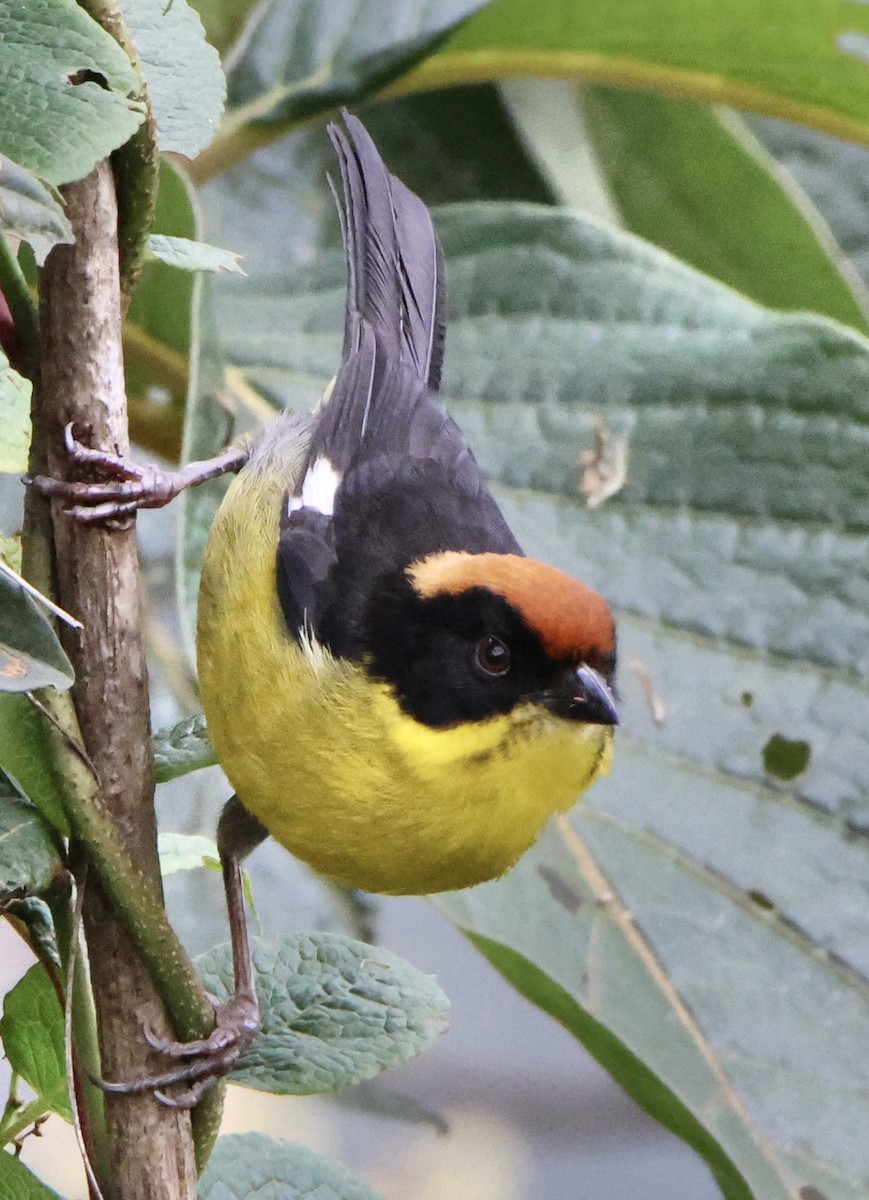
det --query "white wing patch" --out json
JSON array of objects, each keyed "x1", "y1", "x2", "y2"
[{"x1": 288, "y1": 456, "x2": 342, "y2": 517}]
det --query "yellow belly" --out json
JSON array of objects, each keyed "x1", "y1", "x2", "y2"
[{"x1": 196, "y1": 441, "x2": 613, "y2": 895}]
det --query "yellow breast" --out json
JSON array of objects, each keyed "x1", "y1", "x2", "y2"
[{"x1": 197, "y1": 443, "x2": 613, "y2": 895}]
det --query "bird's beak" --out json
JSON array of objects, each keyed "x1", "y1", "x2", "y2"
[{"x1": 547, "y1": 664, "x2": 620, "y2": 727}]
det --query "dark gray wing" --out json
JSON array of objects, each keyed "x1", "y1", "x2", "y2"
[{"x1": 277, "y1": 115, "x2": 517, "y2": 651}]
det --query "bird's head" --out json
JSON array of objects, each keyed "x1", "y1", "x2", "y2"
[{"x1": 362, "y1": 551, "x2": 618, "y2": 732}]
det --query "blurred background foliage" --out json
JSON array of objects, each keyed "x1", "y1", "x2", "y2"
[{"x1": 1, "y1": 1, "x2": 869, "y2": 1198}]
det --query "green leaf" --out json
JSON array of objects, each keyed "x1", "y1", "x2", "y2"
[
  {"x1": 123, "y1": 0, "x2": 226, "y2": 158},
  {"x1": 0, "y1": 571, "x2": 73, "y2": 693},
  {"x1": 0, "y1": 0, "x2": 144, "y2": 186},
  {"x1": 197, "y1": 934, "x2": 449, "y2": 1094},
  {"x1": 0, "y1": 347, "x2": 31, "y2": 473},
  {"x1": 199, "y1": 1132, "x2": 385, "y2": 1200},
  {"x1": 183, "y1": 194, "x2": 869, "y2": 1197},
  {"x1": 0, "y1": 1153, "x2": 64, "y2": 1200},
  {"x1": 0, "y1": 157, "x2": 73, "y2": 266},
  {"x1": 192, "y1": 0, "x2": 491, "y2": 179},
  {"x1": 0, "y1": 694, "x2": 70, "y2": 836},
  {"x1": 147, "y1": 235, "x2": 244, "y2": 276},
  {"x1": 581, "y1": 87, "x2": 869, "y2": 330},
  {"x1": 125, "y1": 157, "x2": 199, "y2": 439},
  {"x1": 0, "y1": 964, "x2": 70, "y2": 1122},
  {"x1": 411, "y1": 0, "x2": 869, "y2": 146},
  {"x1": 498, "y1": 79, "x2": 621, "y2": 221},
  {"x1": 226, "y1": 0, "x2": 488, "y2": 125},
  {"x1": 209, "y1": 203, "x2": 869, "y2": 538},
  {"x1": 747, "y1": 116, "x2": 869, "y2": 290},
  {"x1": 0, "y1": 792, "x2": 63, "y2": 897},
  {"x1": 186, "y1": 0, "x2": 259, "y2": 57},
  {"x1": 157, "y1": 831, "x2": 218, "y2": 876},
  {"x1": 468, "y1": 925, "x2": 759, "y2": 1200},
  {"x1": 153, "y1": 713, "x2": 216, "y2": 783}
]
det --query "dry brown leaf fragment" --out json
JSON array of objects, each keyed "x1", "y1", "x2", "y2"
[
  {"x1": 579, "y1": 417, "x2": 629, "y2": 508},
  {"x1": 628, "y1": 656, "x2": 667, "y2": 725}
]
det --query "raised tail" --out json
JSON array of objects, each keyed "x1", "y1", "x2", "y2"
[{"x1": 329, "y1": 112, "x2": 446, "y2": 392}]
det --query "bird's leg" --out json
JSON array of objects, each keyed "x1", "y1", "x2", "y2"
[
  {"x1": 27, "y1": 422, "x2": 248, "y2": 522},
  {"x1": 99, "y1": 798, "x2": 268, "y2": 1108}
]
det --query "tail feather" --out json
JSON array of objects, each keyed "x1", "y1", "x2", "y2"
[{"x1": 328, "y1": 113, "x2": 446, "y2": 391}]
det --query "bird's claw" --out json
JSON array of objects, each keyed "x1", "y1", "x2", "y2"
[
  {"x1": 26, "y1": 423, "x2": 186, "y2": 523},
  {"x1": 97, "y1": 996, "x2": 259, "y2": 1109},
  {"x1": 26, "y1": 423, "x2": 248, "y2": 524}
]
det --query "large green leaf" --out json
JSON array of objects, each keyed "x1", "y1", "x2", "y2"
[
  {"x1": 0, "y1": 964, "x2": 70, "y2": 1122},
  {"x1": 0, "y1": 695, "x2": 70, "y2": 836},
  {"x1": 189, "y1": 0, "x2": 492, "y2": 181},
  {"x1": 748, "y1": 115, "x2": 869, "y2": 288},
  {"x1": 0, "y1": 1153, "x2": 64, "y2": 1200},
  {"x1": 0, "y1": 571, "x2": 73, "y2": 693},
  {"x1": 408, "y1": 0, "x2": 869, "y2": 145},
  {"x1": 198, "y1": 933, "x2": 449, "y2": 1094},
  {"x1": 0, "y1": 157, "x2": 73, "y2": 266},
  {"x1": 124, "y1": 0, "x2": 225, "y2": 158},
  {"x1": 199, "y1": 1132, "x2": 385, "y2": 1200},
  {"x1": 0, "y1": 0, "x2": 144, "y2": 186},
  {"x1": 580, "y1": 87, "x2": 869, "y2": 330},
  {"x1": 181, "y1": 196, "x2": 868, "y2": 1198}
]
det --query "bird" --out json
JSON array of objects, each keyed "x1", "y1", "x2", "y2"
[
  {"x1": 196, "y1": 114, "x2": 618, "y2": 898},
  {"x1": 35, "y1": 113, "x2": 618, "y2": 1099}
]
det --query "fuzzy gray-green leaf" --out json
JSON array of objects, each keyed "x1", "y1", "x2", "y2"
[
  {"x1": 199, "y1": 1132, "x2": 385, "y2": 1200},
  {"x1": 0, "y1": 793, "x2": 63, "y2": 898},
  {"x1": 0, "y1": 157, "x2": 73, "y2": 265},
  {"x1": 0, "y1": 0, "x2": 143, "y2": 186},
  {"x1": 197, "y1": 933, "x2": 449, "y2": 1094},
  {"x1": 123, "y1": 0, "x2": 225, "y2": 157}
]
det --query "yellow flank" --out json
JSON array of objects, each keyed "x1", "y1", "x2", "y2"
[{"x1": 197, "y1": 430, "x2": 613, "y2": 895}]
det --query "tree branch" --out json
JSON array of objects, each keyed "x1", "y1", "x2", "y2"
[{"x1": 36, "y1": 161, "x2": 199, "y2": 1200}]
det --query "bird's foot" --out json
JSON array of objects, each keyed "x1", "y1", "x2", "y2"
[
  {"x1": 97, "y1": 994, "x2": 259, "y2": 1109},
  {"x1": 27, "y1": 423, "x2": 248, "y2": 524}
]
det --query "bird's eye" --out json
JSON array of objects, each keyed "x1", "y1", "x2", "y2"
[{"x1": 474, "y1": 635, "x2": 511, "y2": 677}]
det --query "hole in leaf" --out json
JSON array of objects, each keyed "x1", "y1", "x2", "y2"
[
  {"x1": 763, "y1": 734, "x2": 810, "y2": 781},
  {"x1": 799, "y1": 1187, "x2": 830, "y2": 1200},
  {"x1": 740, "y1": 691, "x2": 754, "y2": 708},
  {"x1": 66, "y1": 68, "x2": 110, "y2": 90}
]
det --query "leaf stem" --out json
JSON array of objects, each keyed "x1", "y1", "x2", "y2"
[
  {"x1": 0, "y1": 1095, "x2": 49, "y2": 1147},
  {"x1": 0, "y1": 1072, "x2": 22, "y2": 1140}
]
